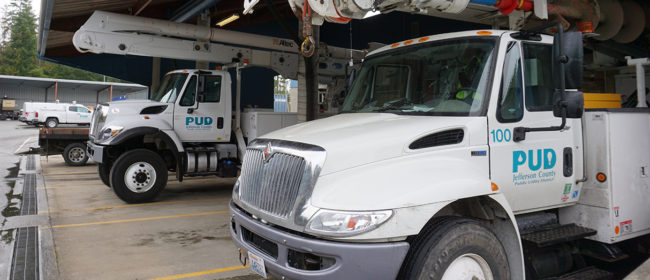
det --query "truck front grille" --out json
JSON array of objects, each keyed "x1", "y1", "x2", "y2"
[
  {"x1": 90, "y1": 105, "x2": 107, "y2": 139},
  {"x1": 239, "y1": 149, "x2": 306, "y2": 218}
]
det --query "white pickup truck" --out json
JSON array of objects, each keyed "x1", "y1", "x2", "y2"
[
  {"x1": 229, "y1": 29, "x2": 650, "y2": 279},
  {"x1": 33, "y1": 102, "x2": 93, "y2": 127}
]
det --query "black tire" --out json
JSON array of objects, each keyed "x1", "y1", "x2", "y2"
[
  {"x1": 62, "y1": 143, "x2": 89, "y2": 166},
  {"x1": 398, "y1": 217, "x2": 509, "y2": 280},
  {"x1": 98, "y1": 163, "x2": 111, "y2": 187},
  {"x1": 109, "y1": 149, "x2": 167, "y2": 203},
  {"x1": 45, "y1": 118, "x2": 58, "y2": 128}
]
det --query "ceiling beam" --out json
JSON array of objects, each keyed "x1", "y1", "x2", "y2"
[{"x1": 133, "y1": 0, "x2": 152, "y2": 16}]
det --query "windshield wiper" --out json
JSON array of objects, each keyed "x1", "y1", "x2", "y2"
[{"x1": 373, "y1": 106, "x2": 404, "y2": 112}]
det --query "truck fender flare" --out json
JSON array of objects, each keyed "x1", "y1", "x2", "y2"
[
  {"x1": 111, "y1": 126, "x2": 183, "y2": 164},
  {"x1": 430, "y1": 194, "x2": 525, "y2": 280}
]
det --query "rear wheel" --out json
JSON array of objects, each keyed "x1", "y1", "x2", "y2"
[
  {"x1": 398, "y1": 217, "x2": 509, "y2": 280},
  {"x1": 109, "y1": 149, "x2": 167, "y2": 203},
  {"x1": 45, "y1": 118, "x2": 58, "y2": 128},
  {"x1": 98, "y1": 163, "x2": 110, "y2": 187},
  {"x1": 63, "y1": 143, "x2": 88, "y2": 166}
]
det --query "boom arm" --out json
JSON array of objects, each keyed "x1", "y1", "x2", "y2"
[{"x1": 73, "y1": 11, "x2": 364, "y2": 81}]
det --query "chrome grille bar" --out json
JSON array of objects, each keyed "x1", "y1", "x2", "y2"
[{"x1": 239, "y1": 149, "x2": 306, "y2": 218}]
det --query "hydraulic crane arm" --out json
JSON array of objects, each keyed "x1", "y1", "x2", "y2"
[{"x1": 73, "y1": 11, "x2": 364, "y2": 80}]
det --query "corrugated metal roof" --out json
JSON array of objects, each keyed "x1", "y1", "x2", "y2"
[
  {"x1": 0, "y1": 75, "x2": 147, "y2": 92},
  {"x1": 0, "y1": 75, "x2": 149, "y2": 109},
  {"x1": 51, "y1": 0, "x2": 136, "y2": 18}
]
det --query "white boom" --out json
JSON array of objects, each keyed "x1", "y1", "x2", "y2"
[{"x1": 73, "y1": 11, "x2": 364, "y2": 81}]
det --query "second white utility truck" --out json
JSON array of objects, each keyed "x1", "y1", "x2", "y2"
[
  {"x1": 87, "y1": 68, "x2": 298, "y2": 203},
  {"x1": 229, "y1": 28, "x2": 650, "y2": 279}
]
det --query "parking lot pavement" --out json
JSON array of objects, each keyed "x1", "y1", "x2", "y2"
[{"x1": 40, "y1": 155, "x2": 261, "y2": 280}]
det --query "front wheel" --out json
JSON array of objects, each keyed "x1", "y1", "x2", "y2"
[
  {"x1": 398, "y1": 217, "x2": 509, "y2": 280},
  {"x1": 109, "y1": 149, "x2": 168, "y2": 203},
  {"x1": 63, "y1": 143, "x2": 88, "y2": 166}
]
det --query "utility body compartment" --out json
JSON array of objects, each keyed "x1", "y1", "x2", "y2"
[
  {"x1": 241, "y1": 109, "x2": 298, "y2": 140},
  {"x1": 560, "y1": 109, "x2": 650, "y2": 243}
]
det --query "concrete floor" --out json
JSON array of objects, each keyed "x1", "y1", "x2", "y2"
[{"x1": 41, "y1": 155, "x2": 261, "y2": 280}]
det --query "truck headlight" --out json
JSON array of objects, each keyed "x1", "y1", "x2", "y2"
[
  {"x1": 98, "y1": 125, "x2": 123, "y2": 142},
  {"x1": 306, "y1": 209, "x2": 392, "y2": 237}
]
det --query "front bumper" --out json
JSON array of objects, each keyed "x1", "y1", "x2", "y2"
[
  {"x1": 86, "y1": 141, "x2": 104, "y2": 163},
  {"x1": 229, "y1": 202, "x2": 410, "y2": 280}
]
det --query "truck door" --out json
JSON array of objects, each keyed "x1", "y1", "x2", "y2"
[
  {"x1": 173, "y1": 73, "x2": 231, "y2": 142},
  {"x1": 67, "y1": 106, "x2": 80, "y2": 123},
  {"x1": 487, "y1": 37, "x2": 583, "y2": 212},
  {"x1": 77, "y1": 106, "x2": 92, "y2": 123}
]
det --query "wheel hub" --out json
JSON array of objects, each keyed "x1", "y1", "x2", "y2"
[
  {"x1": 68, "y1": 147, "x2": 85, "y2": 162},
  {"x1": 135, "y1": 172, "x2": 147, "y2": 183},
  {"x1": 124, "y1": 162, "x2": 157, "y2": 193},
  {"x1": 441, "y1": 253, "x2": 493, "y2": 280}
]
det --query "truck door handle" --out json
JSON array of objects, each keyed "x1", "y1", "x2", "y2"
[
  {"x1": 563, "y1": 147, "x2": 573, "y2": 177},
  {"x1": 217, "y1": 117, "x2": 224, "y2": 129}
]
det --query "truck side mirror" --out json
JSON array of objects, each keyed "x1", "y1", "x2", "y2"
[
  {"x1": 552, "y1": 31, "x2": 584, "y2": 119},
  {"x1": 197, "y1": 75, "x2": 206, "y2": 103},
  {"x1": 554, "y1": 89, "x2": 584, "y2": 118},
  {"x1": 553, "y1": 31, "x2": 583, "y2": 90}
]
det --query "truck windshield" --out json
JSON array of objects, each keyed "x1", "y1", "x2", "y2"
[
  {"x1": 151, "y1": 73, "x2": 188, "y2": 103},
  {"x1": 342, "y1": 38, "x2": 496, "y2": 116}
]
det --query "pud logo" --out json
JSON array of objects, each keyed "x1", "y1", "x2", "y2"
[
  {"x1": 185, "y1": 116, "x2": 213, "y2": 130},
  {"x1": 513, "y1": 149, "x2": 556, "y2": 172},
  {"x1": 512, "y1": 149, "x2": 557, "y2": 186}
]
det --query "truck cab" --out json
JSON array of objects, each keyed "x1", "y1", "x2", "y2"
[
  {"x1": 87, "y1": 69, "x2": 296, "y2": 203},
  {"x1": 230, "y1": 30, "x2": 649, "y2": 279}
]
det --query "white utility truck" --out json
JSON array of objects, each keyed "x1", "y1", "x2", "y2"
[
  {"x1": 21, "y1": 102, "x2": 92, "y2": 127},
  {"x1": 35, "y1": 102, "x2": 93, "y2": 127},
  {"x1": 229, "y1": 29, "x2": 650, "y2": 279},
  {"x1": 87, "y1": 68, "x2": 298, "y2": 203},
  {"x1": 75, "y1": 11, "x2": 360, "y2": 203}
]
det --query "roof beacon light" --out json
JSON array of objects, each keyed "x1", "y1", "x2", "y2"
[{"x1": 216, "y1": 14, "x2": 240, "y2": 27}]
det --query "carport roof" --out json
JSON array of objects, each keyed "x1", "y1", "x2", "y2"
[
  {"x1": 0, "y1": 75, "x2": 147, "y2": 93},
  {"x1": 37, "y1": 0, "x2": 294, "y2": 58}
]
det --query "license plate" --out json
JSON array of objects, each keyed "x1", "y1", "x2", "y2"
[{"x1": 248, "y1": 251, "x2": 267, "y2": 278}]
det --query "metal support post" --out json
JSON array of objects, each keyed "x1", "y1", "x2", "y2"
[
  {"x1": 233, "y1": 64, "x2": 247, "y2": 159},
  {"x1": 626, "y1": 56, "x2": 649, "y2": 108},
  {"x1": 54, "y1": 81, "x2": 58, "y2": 101}
]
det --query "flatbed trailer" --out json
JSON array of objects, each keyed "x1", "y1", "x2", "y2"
[{"x1": 39, "y1": 127, "x2": 89, "y2": 166}]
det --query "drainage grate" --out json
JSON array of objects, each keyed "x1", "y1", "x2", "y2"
[
  {"x1": 26, "y1": 155, "x2": 35, "y2": 171},
  {"x1": 10, "y1": 227, "x2": 39, "y2": 280},
  {"x1": 20, "y1": 174, "x2": 37, "y2": 216}
]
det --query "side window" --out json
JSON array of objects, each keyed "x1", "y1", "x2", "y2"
[
  {"x1": 179, "y1": 76, "x2": 197, "y2": 106},
  {"x1": 523, "y1": 43, "x2": 554, "y2": 110},
  {"x1": 77, "y1": 107, "x2": 90, "y2": 113},
  {"x1": 68, "y1": 106, "x2": 77, "y2": 112},
  {"x1": 203, "y1": 75, "x2": 221, "y2": 102},
  {"x1": 497, "y1": 42, "x2": 524, "y2": 123}
]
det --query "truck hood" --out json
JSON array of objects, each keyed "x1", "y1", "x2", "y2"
[
  {"x1": 105, "y1": 100, "x2": 170, "y2": 115},
  {"x1": 262, "y1": 113, "x2": 487, "y2": 175}
]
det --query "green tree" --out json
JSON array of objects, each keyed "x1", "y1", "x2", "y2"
[
  {"x1": 0, "y1": 0, "x2": 123, "y2": 82},
  {"x1": 0, "y1": 0, "x2": 39, "y2": 76}
]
